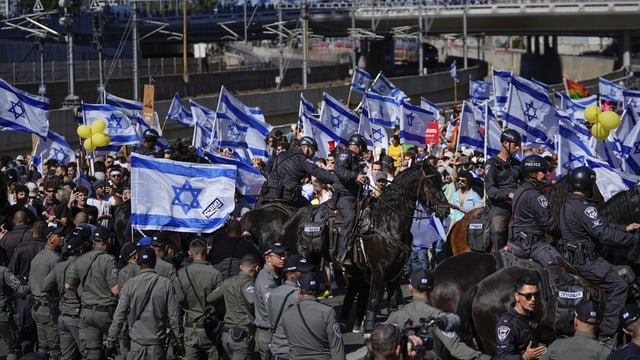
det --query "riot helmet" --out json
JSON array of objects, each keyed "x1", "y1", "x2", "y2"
[
  {"x1": 500, "y1": 129, "x2": 522, "y2": 145},
  {"x1": 143, "y1": 129, "x2": 159, "y2": 142},
  {"x1": 348, "y1": 134, "x2": 368, "y2": 152},
  {"x1": 298, "y1": 136, "x2": 318, "y2": 152},
  {"x1": 570, "y1": 166, "x2": 596, "y2": 193},
  {"x1": 521, "y1": 155, "x2": 549, "y2": 176}
]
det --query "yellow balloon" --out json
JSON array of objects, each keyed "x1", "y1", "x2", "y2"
[
  {"x1": 77, "y1": 125, "x2": 92, "y2": 139},
  {"x1": 91, "y1": 119, "x2": 106, "y2": 134},
  {"x1": 591, "y1": 123, "x2": 610, "y2": 140},
  {"x1": 92, "y1": 132, "x2": 110, "y2": 147},
  {"x1": 584, "y1": 105, "x2": 601, "y2": 124},
  {"x1": 598, "y1": 110, "x2": 621, "y2": 130},
  {"x1": 83, "y1": 138, "x2": 95, "y2": 151}
]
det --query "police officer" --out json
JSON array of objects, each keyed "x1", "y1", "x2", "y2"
[
  {"x1": 106, "y1": 247, "x2": 183, "y2": 360},
  {"x1": 262, "y1": 136, "x2": 335, "y2": 208},
  {"x1": 282, "y1": 272, "x2": 345, "y2": 360},
  {"x1": 29, "y1": 220, "x2": 65, "y2": 359},
  {"x1": 117, "y1": 242, "x2": 140, "y2": 290},
  {"x1": 485, "y1": 129, "x2": 521, "y2": 250},
  {"x1": 267, "y1": 254, "x2": 314, "y2": 359},
  {"x1": 208, "y1": 253, "x2": 260, "y2": 360},
  {"x1": 558, "y1": 166, "x2": 640, "y2": 343},
  {"x1": 335, "y1": 133, "x2": 369, "y2": 266},
  {"x1": 134, "y1": 129, "x2": 160, "y2": 157},
  {"x1": 540, "y1": 299, "x2": 610, "y2": 360},
  {"x1": 496, "y1": 275, "x2": 546, "y2": 360},
  {"x1": 0, "y1": 259, "x2": 30, "y2": 360},
  {"x1": 386, "y1": 269, "x2": 491, "y2": 360},
  {"x1": 42, "y1": 235, "x2": 88, "y2": 360},
  {"x1": 255, "y1": 242, "x2": 286, "y2": 359},
  {"x1": 150, "y1": 236, "x2": 177, "y2": 280},
  {"x1": 173, "y1": 238, "x2": 222, "y2": 360},
  {"x1": 608, "y1": 303, "x2": 640, "y2": 358},
  {"x1": 511, "y1": 154, "x2": 561, "y2": 267},
  {"x1": 65, "y1": 224, "x2": 120, "y2": 359}
]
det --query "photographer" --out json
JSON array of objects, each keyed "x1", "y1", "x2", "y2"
[
  {"x1": 365, "y1": 323, "x2": 426, "y2": 360},
  {"x1": 386, "y1": 269, "x2": 491, "y2": 360}
]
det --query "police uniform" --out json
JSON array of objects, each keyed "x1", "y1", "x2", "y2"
[
  {"x1": 262, "y1": 147, "x2": 334, "y2": 207},
  {"x1": 208, "y1": 270, "x2": 256, "y2": 360},
  {"x1": 255, "y1": 264, "x2": 282, "y2": 359},
  {"x1": 559, "y1": 192, "x2": 637, "y2": 336},
  {"x1": 495, "y1": 307, "x2": 538, "y2": 360},
  {"x1": 174, "y1": 259, "x2": 222, "y2": 360},
  {"x1": 607, "y1": 342, "x2": 640, "y2": 360},
  {"x1": 512, "y1": 181, "x2": 561, "y2": 266},
  {"x1": 42, "y1": 254, "x2": 84, "y2": 360},
  {"x1": 267, "y1": 280, "x2": 298, "y2": 358},
  {"x1": 118, "y1": 262, "x2": 141, "y2": 290},
  {"x1": 108, "y1": 268, "x2": 181, "y2": 360},
  {"x1": 66, "y1": 247, "x2": 119, "y2": 359},
  {"x1": 0, "y1": 265, "x2": 30, "y2": 360},
  {"x1": 334, "y1": 149, "x2": 364, "y2": 262},
  {"x1": 485, "y1": 155, "x2": 520, "y2": 249},
  {"x1": 30, "y1": 243, "x2": 62, "y2": 358},
  {"x1": 154, "y1": 256, "x2": 176, "y2": 280},
  {"x1": 133, "y1": 145, "x2": 159, "y2": 158},
  {"x1": 540, "y1": 331, "x2": 610, "y2": 360}
]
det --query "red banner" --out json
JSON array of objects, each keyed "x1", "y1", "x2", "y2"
[{"x1": 425, "y1": 122, "x2": 440, "y2": 145}]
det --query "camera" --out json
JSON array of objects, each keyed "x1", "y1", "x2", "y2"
[{"x1": 402, "y1": 318, "x2": 435, "y2": 355}]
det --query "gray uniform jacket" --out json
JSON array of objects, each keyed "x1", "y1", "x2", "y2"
[
  {"x1": 108, "y1": 269, "x2": 180, "y2": 346},
  {"x1": 174, "y1": 260, "x2": 222, "y2": 323},
  {"x1": 155, "y1": 257, "x2": 176, "y2": 280},
  {"x1": 255, "y1": 266, "x2": 280, "y2": 329},
  {"x1": 387, "y1": 298, "x2": 490, "y2": 360},
  {"x1": 266, "y1": 281, "x2": 298, "y2": 356},
  {"x1": 282, "y1": 297, "x2": 345, "y2": 360},
  {"x1": 42, "y1": 257, "x2": 81, "y2": 317},
  {"x1": 29, "y1": 246, "x2": 60, "y2": 301},
  {"x1": 66, "y1": 248, "x2": 118, "y2": 306},
  {"x1": 117, "y1": 263, "x2": 141, "y2": 290},
  {"x1": 540, "y1": 331, "x2": 610, "y2": 360},
  {"x1": 0, "y1": 266, "x2": 29, "y2": 313},
  {"x1": 207, "y1": 271, "x2": 255, "y2": 329}
]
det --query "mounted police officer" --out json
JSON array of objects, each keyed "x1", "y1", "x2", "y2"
[
  {"x1": 261, "y1": 136, "x2": 335, "y2": 208},
  {"x1": 511, "y1": 154, "x2": 561, "y2": 267},
  {"x1": 558, "y1": 166, "x2": 640, "y2": 345},
  {"x1": 134, "y1": 129, "x2": 161, "y2": 157},
  {"x1": 485, "y1": 129, "x2": 521, "y2": 250},
  {"x1": 335, "y1": 133, "x2": 369, "y2": 266}
]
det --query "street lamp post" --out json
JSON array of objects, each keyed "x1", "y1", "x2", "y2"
[
  {"x1": 60, "y1": 0, "x2": 79, "y2": 106},
  {"x1": 463, "y1": 0, "x2": 468, "y2": 68}
]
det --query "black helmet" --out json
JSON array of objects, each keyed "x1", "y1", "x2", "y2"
[
  {"x1": 521, "y1": 155, "x2": 549, "y2": 176},
  {"x1": 500, "y1": 129, "x2": 522, "y2": 145},
  {"x1": 570, "y1": 166, "x2": 596, "y2": 193},
  {"x1": 348, "y1": 134, "x2": 368, "y2": 152},
  {"x1": 298, "y1": 136, "x2": 318, "y2": 152},
  {"x1": 143, "y1": 129, "x2": 159, "y2": 142}
]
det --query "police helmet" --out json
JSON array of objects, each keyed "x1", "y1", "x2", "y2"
[
  {"x1": 143, "y1": 129, "x2": 160, "y2": 142},
  {"x1": 521, "y1": 155, "x2": 549, "y2": 176},
  {"x1": 348, "y1": 134, "x2": 368, "y2": 152},
  {"x1": 500, "y1": 129, "x2": 522, "y2": 145},
  {"x1": 570, "y1": 166, "x2": 596, "y2": 193},
  {"x1": 298, "y1": 136, "x2": 318, "y2": 152}
]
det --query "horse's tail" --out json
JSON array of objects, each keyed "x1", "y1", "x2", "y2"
[{"x1": 456, "y1": 283, "x2": 479, "y2": 348}]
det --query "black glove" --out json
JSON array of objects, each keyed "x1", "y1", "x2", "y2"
[{"x1": 104, "y1": 342, "x2": 118, "y2": 359}]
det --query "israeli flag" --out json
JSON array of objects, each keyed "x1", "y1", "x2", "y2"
[
  {"x1": 587, "y1": 157, "x2": 631, "y2": 201},
  {"x1": 450, "y1": 61, "x2": 458, "y2": 82},
  {"x1": 131, "y1": 153, "x2": 237, "y2": 233},
  {"x1": 369, "y1": 72, "x2": 396, "y2": 96},
  {"x1": 420, "y1": 97, "x2": 441, "y2": 119},
  {"x1": 599, "y1": 77, "x2": 625, "y2": 103},
  {"x1": 622, "y1": 120, "x2": 640, "y2": 174},
  {"x1": 106, "y1": 92, "x2": 167, "y2": 147},
  {"x1": 190, "y1": 100, "x2": 217, "y2": 156},
  {"x1": 485, "y1": 111, "x2": 503, "y2": 157},
  {"x1": 360, "y1": 100, "x2": 388, "y2": 154},
  {"x1": 364, "y1": 92, "x2": 402, "y2": 129},
  {"x1": 458, "y1": 102, "x2": 484, "y2": 152},
  {"x1": 469, "y1": 78, "x2": 492, "y2": 101},
  {"x1": 206, "y1": 152, "x2": 265, "y2": 205},
  {"x1": 319, "y1": 92, "x2": 359, "y2": 147},
  {"x1": 401, "y1": 101, "x2": 434, "y2": 147},
  {"x1": 301, "y1": 110, "x2": 334, "y2": 160},
  {"x1": 0, "y1": 78, "x2": 49, "y2": 137},
  {"x1": 350, "y1": 67, "x2": 372, "y2": 94},
  {"x1": 492, "y1": 70, "x2": 512, "y2": 117},
  {"x1": 32, "y1": 130, "x2": 76, "y2": 175},
  {"x1": 82, "y1": 103, "x2": 140, "y2": 145},
  {"x1": 166, "y1": 93, "x2": 195, "y2": 127},
  {"x1": 617, "y1": 90, "x2": 640, "y2": 139}
]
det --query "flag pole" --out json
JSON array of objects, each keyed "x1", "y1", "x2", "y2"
[{"x1": 346, "y1": 87, "x2": 353, "y2": 109}]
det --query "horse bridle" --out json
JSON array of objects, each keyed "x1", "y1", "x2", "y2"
[{"x1": 375, "y1": 168, "x2": 447, "y2": 220}]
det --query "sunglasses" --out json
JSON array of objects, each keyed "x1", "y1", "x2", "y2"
[
  {"x1": 457, "y1": 179, "x2": 469, "y2": 183},
  {"x1": 517, "y1": 291, "x2": 540, "y2": 300},
  {"x1": 46, "y1": 189, "x2": 56, "y2": 193}
]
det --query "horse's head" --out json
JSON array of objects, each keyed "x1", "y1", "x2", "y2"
[{"x1": 419, "y1": 162, "x2": 450, "y2": 220}]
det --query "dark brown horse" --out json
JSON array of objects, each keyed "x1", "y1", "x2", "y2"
[{"x1": 279, "y1": 162, "x2": 450, "y2": 330}]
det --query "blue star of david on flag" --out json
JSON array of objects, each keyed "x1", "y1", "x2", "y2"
[
  {"x1": 563, "y1": 153, "x2": 585, "y2": 171},
  {"x1": 406, "y1": 112, "x2": 415, "y2": 127},
  {"x1": 372, "y1": 128, "x2": 385, "y2": 144},
  {"x1": 52, "y1": 147, "x2": 68, "y2": 163},
  {"x1": 8, "y1": 101, "x2": 26, "y2": 120},
  {"x1": 228, "y1": 123, "x2": 241, "y2": 141},
  {"x1": 172, "y1": 179, "x2": 203, "y2": 215},
  {"x1": 331, "y1": 114, "x2": 343, "y2": 129},
  {"x1": 634, "y1": 141, "x2": 640, "y2": 155},
  {"x1": 524, "y1": 101, "x2": 538, "y2": 122},
  {"x1": 108, "y1": 114, "x2": 124, "y2": 132}
]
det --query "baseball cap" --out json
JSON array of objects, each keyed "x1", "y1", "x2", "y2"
[
  {"x1": 409, "y1": 269, "x2": 433, "y2": 292},
  {"x1": 65, "y1": 236, "x2": 85, "y2": 253},
  {"x1": 120, "y1": 242, "x2": 138, "y2": 260},
  {"x1": 151, "y1": 232, "x2": 171, "y2": 248},
  {"x1": 443, "y1": 151, "x2": 455, "y2": 159},
  {"x1": 93, "y1": 225, "x2": 112, "y2": 243},
  {"x1": 15, "y1": 155, "x2": 25, "y2": 161},
  {"x1": 136, "y1": 247, "x2": 157, "y2": 267},
  {"x1": 92, "y1": 180, "x2": 106, "y2": 192},
  {"x1": 43, "y1": 221, "x2": 65, "y2": 238},
  {"x1": 621, "y1": 303, "x2": 640, "y2": 328},
  {"x1": 296, "y1": 272, "x2": 320, "y2": 293},
  {"x1": 25, "y1": 182, "x2": 38, "y2": 198},
  {"x1": 284, "y1": 254, "x2": 314, "y2": 273},
  {"x1": 574, "y1": 299, "x2": 599, "y2": 325},
  {"x1": 69, "y1": 224, "x2": 95, "y2": 243},
  {"x1": 263, "y1": 241, "x2": 287, "y2": 256}
]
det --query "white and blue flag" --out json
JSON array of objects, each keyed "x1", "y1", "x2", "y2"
[
  {"x1": 190, "y1": 100, "x2": 217, "y2": 156},
  {"x1": 364, "y1": 92, "x2": 401, "y2": 129},
  {"x1": 401, "y1": 101, "x2": 434, "y2": 147},
  {"x1": 131, "y1": 153, "x2": 237, "y2": 233},
  {"x1": 492, "y1": 70, "x2": 512, "y2": 117},
  {"x1": 166, "y1": 93, "x2": 195, "y2": 127},
  {"x1": 369, "y1": 72, "x2": 396, "y2": 96},
  {"x1": 469, "y1": 78, "x2": 492, "y2": 101},
  {"x1": 301, "y1": 109, "x2": 334, "y2": 160},
  {"x1": 0, "y1": 78, "x2": 49, "y2": 137},
  {"x1": 599, "y1": 77, "x2": 625, "y2": 103},
  {"x1": 105, "y1": 92, "x2": 167, "y2": 148},
  {"x1": 450, "y1": 61, "x2": 458, "y2": 82},
  {"x1": 485, "y1": 111, "x2": 503, "y2": 157},
  {"x1": 459, "y1": 102, "x2": 484, "y2": 152},
  {"x1": 420, "y1": 97, "x2": 441, "y2": 120},
  {"x1": 82, "y1": 103, "x2": 140, "y2": 145},
  {"x1": 617, "y1": 90, "x2": 640, "y2": 139},
  {"x1": 622, "y1": 119, "x2": 640, "y2": 175},
  {"x1": 205, "y1": 152, "x2": 265, "y2": 205},
  {"x1": 319, "y1": 92, "x2": 359, "y2": 147},
  {"x1": 350, "y1": 67, "x2": 372, "y2": 94},
  {"x1": 32, "y1": 130, "x2": 76, "y2": 174}
]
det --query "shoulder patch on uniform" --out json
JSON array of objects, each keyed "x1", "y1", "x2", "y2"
[
  {"x1": 484, "y1": 164, "x2": 491, "y2": 173},
  {"x1": 111, "y1": 268, "x2": 118, "y2": 279},
  {"x1": 333, "y1": 323, "x2": 342, "y2": 338},
  {"x1": 497, "y1": 326, "x2": 510, "y2": 342},
  {"x1": 245, "y1": 285, "x2": 255, "y2": 293},
  {"x1": 584, "y1": 206, "x2": 598, "y2": 219},
  {"x1": 441, "y1": 330, "x2": 455, "y2": 338},
  {"x1": 338, "y1": 153, "x2": 349, "y2": 161},
  {"x1": 536, "y1": 195, "x2": 548, "y2": 208}
]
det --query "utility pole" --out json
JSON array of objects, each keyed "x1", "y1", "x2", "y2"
[
  {"x1": 60, "y1": 0, "x2": 79, "y2": 107},
  {"x1": 132, "y1": 4, "x2": 140, "y2": 101},
  {"x1": 302, "y1": 0, "x2": 308, "y2": 89}
]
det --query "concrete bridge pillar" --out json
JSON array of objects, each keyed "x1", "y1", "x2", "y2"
[{"x1": 621, "y1": 30, "x2": 632, "y2": 69}]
